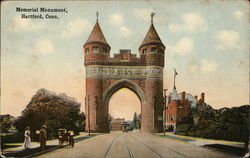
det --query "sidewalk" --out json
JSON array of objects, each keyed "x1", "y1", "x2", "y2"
[
  {"x1": 164, "y1": 132, "x2": 244, "y2": 148},
  {"x1": 2, "y1": 132, "x2": 99, "y2": 158}
]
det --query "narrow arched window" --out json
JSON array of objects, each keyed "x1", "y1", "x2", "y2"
[
  {"x1": 102, "y1": 48, "x2": 107, "y2": 53},
  {"x1": 85, "y1": 48, "x2": 89, "y2": 53},
  {"x1": 151, "y1": 47, "x2": 157, "y2": 53},
  {"x1": 93, "y1": 46, "x2": 99, "y2": 53}
]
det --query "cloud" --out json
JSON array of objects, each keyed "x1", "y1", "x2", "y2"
[
  {"x1": 168, "y1": 12, "x2": 207, "y2": 33},
  {"x1": 119, "y1": 26, "x2": 132, "y2": 37},
  {"x1": 187, "y1": 59, "x2": 218, "y2": 73},
  {"x1": 61, "y1": 18, "x2": 90, "y2": 39},
  {"x1": 200, "y1": 59, "x2": 218, "y2": 72},
  {"x1": 134, "y1": 8, "x2": 154, "y2": 21},
  {"x1": 25, "y1": 37, "x2": 55, "y2": 55},
  {"x1": 109, "y1": 13, "x2": 124, "y2": 25},
  {"x1": 11, "y1": 16, "x2": 44, "y2": 32},
  {"x1": 168, "y1": 24, "x2": 182, "y2": 33},
  {"x1": 187, "y1": 64, "x2": 199, "y2": 73},
  {"x1": 233, "y1": 11, "x2": 243, "y2": 19},
  {"x1": 168, "y1": 38, "x2": 194, "y2": 56},
  {"x1": 214, "y1": 30, "x2": 239, "y2": 51},
  {"x1": 134, "y1": 8, "x2": 164, "y2": 24}
]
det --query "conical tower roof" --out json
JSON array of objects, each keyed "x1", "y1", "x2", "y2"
[
  {"x1": 171, "y1": 87, "x2": 180, "y2": 101},
  {"x1": 139, "y1": 23, "x2": 165, "y2": 50},
  {"x1": 84, "y1": 22, "x2": 110, "y2": 48}
]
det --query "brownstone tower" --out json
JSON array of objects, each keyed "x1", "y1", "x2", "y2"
[{"x1": 84, "y1": 13, "x2": 165, "y2": 133}]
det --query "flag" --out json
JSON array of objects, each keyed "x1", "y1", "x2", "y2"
[{"x1": 174, "y1": 68, "x2": 178, "y2": 76}]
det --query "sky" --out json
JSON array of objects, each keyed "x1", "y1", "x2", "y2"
[{"x1": 1, "y1": 0, "x2": 249, "y2": 120}]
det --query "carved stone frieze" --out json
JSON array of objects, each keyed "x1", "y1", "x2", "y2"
[{"x1": 86, "y1": 66, "x2": 163, "y2": 79}]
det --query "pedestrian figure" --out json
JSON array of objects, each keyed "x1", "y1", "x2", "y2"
[
  {"x1": 68, "y1": 131, "x2": 74, "y2": 148},
  {"x1": 23, "y1": 127, "x2": 31, "y2": 149},
  {"x1": 39, "y1": 125, "x2": 47, "y2": 149},
  {"x1": 64, "y1": 130, "x2": 70, "y2": 147}
]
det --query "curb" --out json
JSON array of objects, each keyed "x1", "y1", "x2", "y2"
[{"x1": 25, "y1": 146, "x2": 59, "y2": 158}]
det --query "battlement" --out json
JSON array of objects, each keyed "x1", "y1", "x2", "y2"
[
  {"x1": 84, "y1": 49, "x2": 165, "y2": 67},
  {"x1": 111, "y1": 49, "x2": 140, "y2": 62}
]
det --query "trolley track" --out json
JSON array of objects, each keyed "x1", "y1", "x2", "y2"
[
  {"x1": 103, "y1": 134, "x2": 123, "y2": 158},
  {"x1": 131, "y1": 133, "x2": 190, "y2": 158},
  {"x1": 105, "y1": 133, "x2": 189, "y2": 158},
  {"x1": 124, "y1": 138, "x2": 134, "y2": 158}
]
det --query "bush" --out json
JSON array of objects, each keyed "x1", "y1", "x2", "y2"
[{"x1": 176, "y1": 104, "x2": 250, "y2": 143}]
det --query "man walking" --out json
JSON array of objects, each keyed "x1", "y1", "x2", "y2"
[{"x1": 39, "y1": 125, "x2": 47, "y2": 149}]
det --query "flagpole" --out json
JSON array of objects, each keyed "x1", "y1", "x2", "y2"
[{"x1": 174, "y1": 68, "x2": 176, "y2": 89}]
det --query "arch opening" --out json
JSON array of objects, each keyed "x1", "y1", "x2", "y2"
[
  {"x1": 109, "y1": 88, "x2": 141, "y2": 120},
  {"x1": 103, "y1": 79, "x2": 145, "y2": 131}
]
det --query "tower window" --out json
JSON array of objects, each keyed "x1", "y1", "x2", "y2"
[
  {"x1": 151, "y1": 47, "x2": 157, "y2": 53},
  {"x1": 102, "y1": 48, "x2": 107, "y2": 53},
  {"x1": 157, "y1": 49, "x2": 164, "y2": 54},
  {"x1": 85, "y1": 48, "x2": 89, "y2": 53},
  {"x1": 142, "y1": 48, "x2": 147, "y2": 54},
  {"x1": 93, "y1": 46, "x2": 99, "y2": 53}
]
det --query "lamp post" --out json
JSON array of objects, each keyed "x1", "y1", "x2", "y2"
[{"x1": 163, "y1": 88, "x2": 167, "y2": 136}]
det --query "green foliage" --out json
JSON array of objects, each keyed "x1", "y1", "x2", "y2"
[
  {"x1": 176, "y1": 103, "x2": 250, "y2": 143},
  {"x1": 132, "y1": 112, "x2": 141, "y2": 129},
  {"x1": 14, "y1": 88, "x2": 85, "y2": 139},
  {"x1": 0, "y1": 115, "x2": 15, "y2": 133}
]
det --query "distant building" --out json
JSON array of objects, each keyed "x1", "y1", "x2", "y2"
[
  {"x1": 111, "y1": 118, "x2": 125, "y2": 131},
  {"x1": 165, "y1": 86, "x2": 205, "y2": 131}
]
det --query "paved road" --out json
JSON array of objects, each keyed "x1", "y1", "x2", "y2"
[{"x1": 38, "y1": 132, "x2": 236, "y2": 158}]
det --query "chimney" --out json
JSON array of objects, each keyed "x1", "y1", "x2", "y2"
[
  {"x1": 194, "y1": 95, "x2": 198, "y2": 100},
  {"x1": 200, "y1": 92, "x2": 205, "y2": 102},
  {"x1": 181, "y1": 91, "x2": 185, "y2": 103}
]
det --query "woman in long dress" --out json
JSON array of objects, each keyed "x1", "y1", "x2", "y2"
[{"x1": 24, "y1": 126, "x2": 31, "y2": 149}]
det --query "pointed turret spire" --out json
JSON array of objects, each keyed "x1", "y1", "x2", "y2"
[
  {"x1": 171, "y1": 68, "x2": 180, "y2": 101},
  {"x1": 84, "y1": 13, "x2": 110, "y2": 48},
  {"x1": 139, "y1": 13, "x2": 165, "y2": 50},
  {"x1": 96, "y1": 11, "x2": 99, "y2": 22}
]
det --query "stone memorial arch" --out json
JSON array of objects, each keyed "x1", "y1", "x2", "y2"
[{"x1": 83, "y1": 14, "x2": 165, "y2": 133}]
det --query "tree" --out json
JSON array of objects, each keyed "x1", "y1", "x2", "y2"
[
  {"x1": 176, "y1": 102, "x2": 250, "y2": 155},
  {"x1": 14, "y1": 88, "x2": 85, "y2": 139},
  {"x1": 133, "y1": 112, "x2": 138, "y2": 129}
]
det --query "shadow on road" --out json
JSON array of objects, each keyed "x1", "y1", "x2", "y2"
[
  {"x1": 204, "y1": 144, "x2": 245, "y2": 157},
  {"x1": 4, "y1": 145, "x2": 58, "y2": 157}
]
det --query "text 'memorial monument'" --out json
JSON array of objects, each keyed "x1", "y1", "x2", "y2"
[{"x1": 83, "y1": 12, "x2": 165, "y2": 133}]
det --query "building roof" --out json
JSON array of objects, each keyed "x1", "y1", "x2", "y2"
[
  {"x1": 168, "y1": 91, "x2": 198, "y2": 107},
  {"x1": 139, "y1": 23, "x2": 165, "y2": 49},
  {"x1": 171, "y1": 87, "x2": 180, "y2": 101},
  {"x1": 183, "y1": 93, "x2": 197, "y2": 107},
  {"x1": 84, "y1": 22, "x2": 110, "y2": 47}
]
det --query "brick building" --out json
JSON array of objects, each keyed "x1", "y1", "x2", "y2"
[
  {"x1": 84, "y1": 13, "x2": 165, "y2": 133},
  {"x1": 111, "y1": 118, "x2": 125, "y2": 131},
  {"x1": 165, "y1": 86, "x2": 205, "y2": 131}
]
